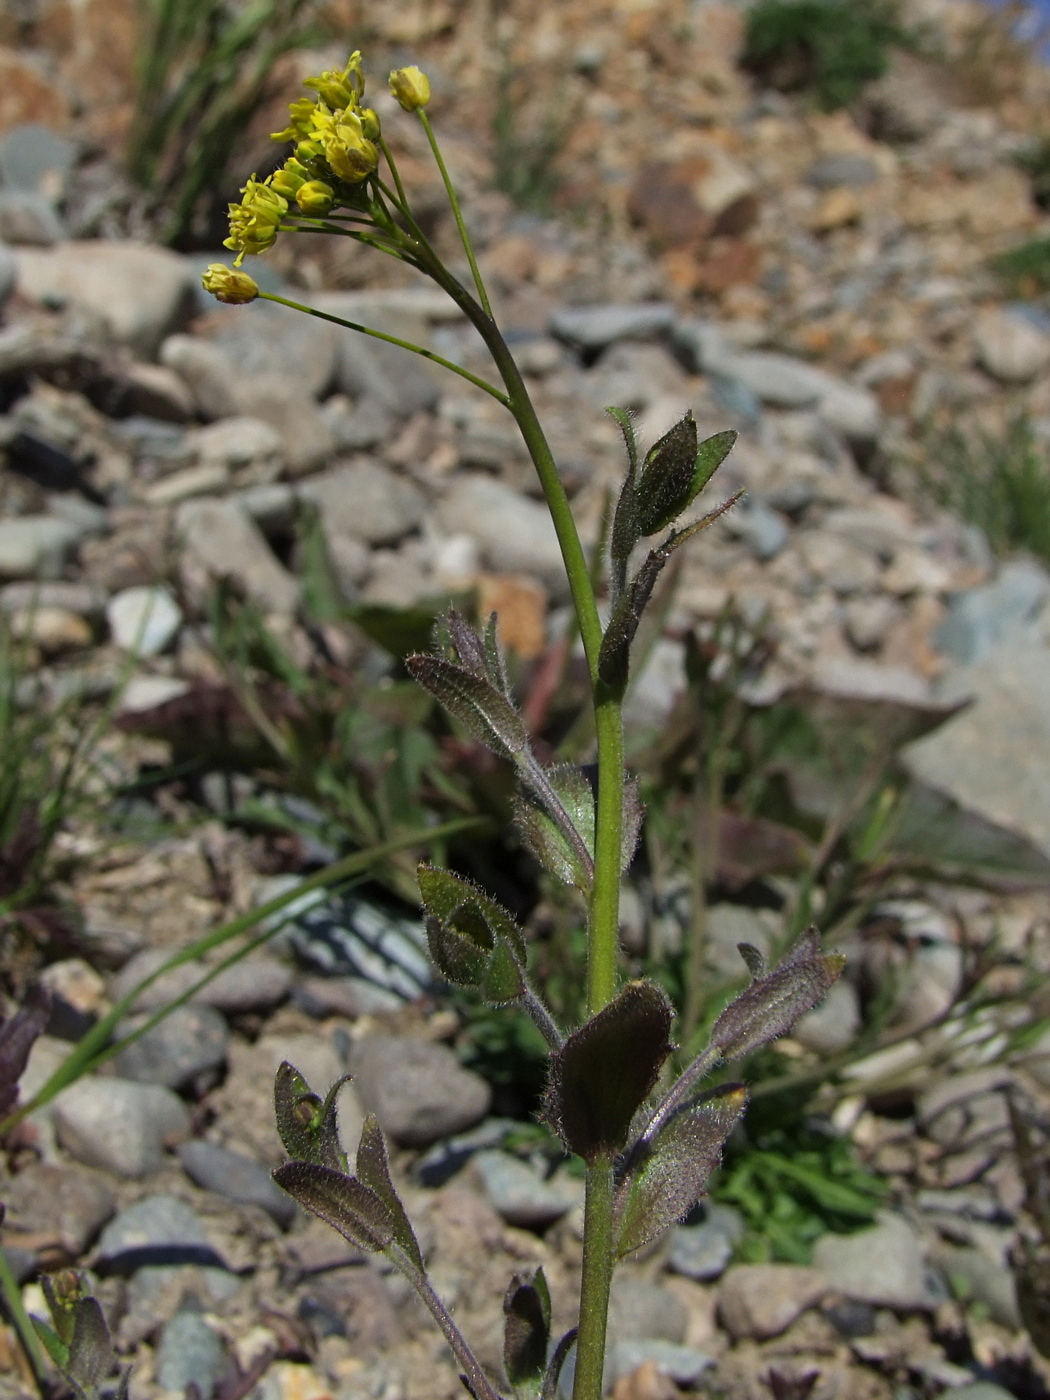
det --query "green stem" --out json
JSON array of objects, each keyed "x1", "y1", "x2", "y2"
[
  {"x1": 258, "y1": 293, "x2": 509, "y2": 406},
  {"x1": 418, "y1": 110, "x2": 493, "y2": 318},
  {"x1": 572, "y1": 1155, "x2": 615, "y2": 1400},
  {"x1": 0, "y1": 817, "x2": 482, "y2": 1136},
  {"x1": 378, "y1": 138, "x2": 410, "y2": 212},
  {"x1": 0, "y1": 1247, "x2": 49, "y2": 1395}
]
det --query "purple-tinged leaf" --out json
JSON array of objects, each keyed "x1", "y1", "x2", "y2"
[
  {"x1": 273, "y1": 1062, "x2": 347, "y2": 1170},
  {"x1": 615, "y1": 1084, "x2": 747, "y2": 1258},
  {"x1": 355, "y1": 1114, "x2": 423, "y2": 1271},
  {"x1": 710, "y1": 930, "x2": 845, "y2": 1061},
  {"x1": 67, "y1": 1296, "x2": 116, "y2": 1393},
  {"x1": 635, "y1": 413, "x2": 699, "y2": 538},
  {"x1": 406, "y1": 655, "x2": 529, "y2": 760},
  {"x1": 503, "y1": 1268, "x2": 551, "y2": 1397},
  {"x1": 541, "y1": 981, "x2": 674, "y2": 1162},
  {"x1": 272, "y1": 1160, "x2": 395, "y2": 1253},
  {"x1": 0, "y1": 984, "x2": 50, "y2": 1121}
]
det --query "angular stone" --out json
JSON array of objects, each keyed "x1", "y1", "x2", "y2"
[
  {"x1": 935, "y1": 559, "x2": 1050, "y2": 666},
  {"x1": 203, "y1": 297, "x2": 339, "y2": 401},
  {"x1": 192, "y1": 416, "x2": 284, "y2": 472},
  {"x1": 669, "y1": 1203, "x2": 745, "y2": 1281},
  {"x1": 300, "y1": 459, "x2": 426, "y2": 547},
  {"x1": 177, "y1": 497, "x2": 300, "y2": 614},
  {"x1": 437, "y1": 475, "x2": 564, "y2": 595},
  {"x1": 6, "y1": 605, "x2": 92, "y2": 653},
  {"x1": 156, "y1": 1310, "x2": 227, "y2": 1398},
  {"x1": 813, "y1": 1213, "x2": 934, "y2": 1310},
  {"x1": 717, "y1": 1263, "x2": 826, "y2": 1339},
  {"x1": 349, "y1": 1035, "x2": 492, "y2": 1147},
  {"x1": 313, "y1": 291, "x2": 444, "y2": 415},
  {"x1": 15, "y1": 241, "x2": 195, "y2": 355},
  {"x1": 106, "y1": 585, "x2": 182, "y2": 656},
  {"x1": 52, "y1": 1078, "x2": 189, "y2": 1177},
  {"x1": 610, "y1": 1278, "x2": 688, "y2": 1343},
  {"x1": 160, "y1": 335, "x2": 238, "y2": 421},
  {"x1": 109, "y1": 948, "x2": 292, "y2": 1015},
  {"x1": 0, "y1": 124, "x2": 75, "y2": 195}
]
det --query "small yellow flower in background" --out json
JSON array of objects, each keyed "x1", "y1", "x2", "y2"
[
  {"x1": 201, "y1": 264, "x2": 259, "y2": 305},
  {"x1": 296, "y1": 180, "x2": 336, "y2": 216},
  {"x1": 224, "y1": 174, "x2": 287, "y2": 264},
  {"x1": 389, "y1": 66, "x2": 431, "y2": 111}
]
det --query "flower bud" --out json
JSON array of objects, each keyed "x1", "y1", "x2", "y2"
[
  {"x1": 270, "y1": 156, "x2": 309, "y2": 201},
  {"x1": 202, "y1": 263, "x2": 260, "y2": 304},
  {"x1": 389, "y1": 66, "x2": 431, "y2": 111},
  {"x1": 358, "y1": 106, "x2": 381, "y2": 141},
  {"x1": 296, "y1": 180, "x2": 335, "y2": 216}
]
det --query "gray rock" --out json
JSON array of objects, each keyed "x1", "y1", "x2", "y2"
[
  {"x1": 717, "y1": 1263, "x2": 827, "y2": 1339},
  {"x1": 714, "y1": 352, "x2": 880, "y2": 444},
  {"x1": 723, "y1": 498, "x2": 788, "y2": 560},
  {"x1": 177, "y1": 1140, "x2": 296, "y2": 1227},
  {"x1": 15, "y1": 241, "x2": 195, "y2": 355},
  {"x1": 110, "y1": 948, "x2": 292, "y2": 1015},
  {"x1": 0, "y1": 241, "x2": 14, "y2": 307},
  {"x1": 793, "y1": 978, "x2": 861, "y2": 1054},
  {"x1": 973, "y1": 308, "x2": 1050, "y2": 383},
  {"x1": 160, "y1": 335, "x2": 238, "y2": 421},
  {"x1": 0, "y1": 515, "x2": 81, "y2": 579},
  {"x1": 313, "y1": 291, "x2": 444, "y2": 415},
  {"x1": 437, "y1": 476, "x2": 564, "y2": 594},
  {"x1": 903, "y1": 641, "x2": 1050, "y2": 859},
  {"x1": 300, "y1": 460, "x2": 426, "y2": 547},
  {"x1": 0, "y1": 1162, "x2": 116, "y2": 1255},
  {"x1": 106, "y1": 585, "x2": 182, "y2": 657},
  {"x1": 621, "y1": 637, "x2": 688, "y2": 731},
  {"x1": 549, "y1": 302, "x2": 675, "y2": 351},
  {"x1": 917, "y1": 1068, "x2": 1011, "y2": 1150},
  {"x1": 229, "y1": 378, "x2": 337, "y2": 476},
  {"x1": 193, "y1": 416, "x2": 284, "y2": 473},
  {"x1": 52, "y1": 1078, "x2": 189, "y2": 1177},
  {"x1": 939, "y1": 1246, "x2": 1020, "y2": 1329},
  {"x1": 204, "y1": 298, "x2": 339, "y2": 401},
  {"x1": 349, "y1": 1035, "x2": 492, "y2": 1147},
  {"x1": 113, "y1": 1003, "x2": 229, "y2": 1091},
  {"x1": 234, "y1": 483, "x2": 296, "y2": 534},
  {"x1": 669, "y1": 1203, "x2": 745, "y2": 1281},
  {"x1": 672, "y1": 318, "x2": 733, "y2": 374},
  {"x1": 935, "y1": 559, "x2": 1050, "y2": 665},
  {"x1": 807, "y1": 153, "x2": 880, "y2": 188},
  {"x1": 0, "y1": 124, "x2": 75, "y2": 196},
  {"x1": 610, "y1": 1341, "x2": 714, "y2": 1388},
  {"x1": 0, "y1": 190, "x2": 64, "y2": 245},
  {"x1": 0, "y1": 581, "x2": 105, "y2": 617},
  {"x1": 610, "y1": 1279, "x2": 688, "y2": 1343},
  {"x1": 811, "y1": 656, "x2": 933, "y2": 705},
  {"x1": 177, "y1": 497, "x2": 300, "y2": 615},
  {"x1": 472, "y1": 1150, "x2": 578, "y2": 1229},
  {"x1": 319, "y1": 393, "x2": 392, "y2": 452},
  {"x1": 156, "y1": 1310, "x2": 227, "y2": 1398},
  {"x1": 813, "y1": 1213, "x2": 934, "y2": 1309},
  {"x1": 97, "y1": 1193, "x2": 225, "y2": 1262}
]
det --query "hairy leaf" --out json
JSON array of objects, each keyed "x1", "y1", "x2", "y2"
[
  {"x1": 542, "y1": 981, "x2": 674, "y2": 1162},
  {"x1": 514, "y1": 765, "x2": 595, "y2": 890},
  {"x1": 710, "y1": 930, "x2": 845, "y2": 1060},
  {"x1": 67, "y1": 1296, "x2": 116, "y2": 1393},
  {"x1": 481, "y1": 939, "x2": 527, "y2": 1003},
  {"x1": 406, "y1": 655, "x2": 529, "y2": 760},
  {"x1": 690, "y1": 428, "x2": 737, "y2": 502},
  {"x1": 616, "y1": 1085, "x2": 747, "y2": 1257},
  {"x1": 608, "y1": 407, "x2": 641, "y2": 591},
  {"x1": 419, "y1": 864, "x2": 527, "y2": 997},
  {"x1": 272, "y1": 1160, "x2": 395, "y2": 1253},
  {"x1": 635, "y1": 413, "x2": 699, "y2": 537},
  {"x1": 274, "y1": 1062, "x2": 348, "y2": 1170},
  {"x1": 0, "y1": 984, "x2": 51, "y2": 1120},
  {"x1": 31, "y1": 1318, "x2": 69, "y2": 1370},
  {"x1": 355, "y1": 1114, "x2": 423, "y2": 1270},
  {"x1": 503, "y1": 1268, "x2": 551, "y2": 1397}
]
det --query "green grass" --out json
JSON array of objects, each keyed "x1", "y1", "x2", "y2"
[
  {"x1": 992, "y1": 237, "x2": 1050, "y2": 297},
  {"x1": 740, "y1": 0, "x2": 906, "y2": 111},
  {"x1": 923, "y1": 414, "x2": 1050, "y2": 566}
]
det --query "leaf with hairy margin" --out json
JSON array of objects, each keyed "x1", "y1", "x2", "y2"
[
  {"x1": 418, "y1": 865, "x2": 526, "y2": 960},
  {"x1": 480, "y1": 939, "x2": 527, "y2": 1003},
  {"x1": 515, "y1": 768, "x2": 641, "y2": 892},
  {"x1": 710, "y1": 929, "x2": 845, "y2": 1061},
  {"x1": 355, "y1": 1114, "x2": 423, "y2": 1271},
  {"x1": 541, "y1": 981, "x2": 674, "y2": 1162},
  {"x1": 503, "y1": 1268, "x2": 551, "y2": 1397},
  {"x1": 407, "y1": 655, "x2": 528, "y2": 760},
  {"x1": 274, "y1": 1062, "x2": 347, "y2": 1170},
  {"x1": 635, "y1": 414, "x2": 699, "y2": 538},
  {"x1": 272, "y1": 1160, "x2": 395, "y2": 1253},
  {"x1": 67, "y1": 1296, "x2": 116, "y2": 1394},
  {"x1": 615, "y1": 1085, "x2": 747, "y2": 1257}
]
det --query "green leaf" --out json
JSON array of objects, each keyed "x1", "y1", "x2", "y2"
[
  {"x1": 67, "y1": 1297, "x2": 116, "y2": 1395},
  {"x1": 513, "y1": 765, "x2": 596, "y2": 890},
  {"x1": 273, "y1": 1062, "x2": 347, "y2": 1170},
  {"x1": 503, "y1": 1268, "x2": 551, "y2": 1397},
  {"x1": 616, "y1": 1084, "x2": 747, "y2": 1258},
  {"x1": 31, "y1": 1318, "x2": 69, "y2": 1370},
  {"x1": 541, "y1": 981, "x2": 674, "y2": 1162},
  {"x1": 481, "y1": 939, "x2": 527, "y2": 1003},
  {"x1": 355, "y1": 1114, "x2": 424, "y2": 1270},
  {"x1": 406, "y1": 655, "x2": 529, "y2": 761},
  {"x1": 756, "y1": 1152, "x2": 884, "y2": 1217},
  {"x1": 418, "y1": 865, "x2": 525, "y2": 960},
  {"x1": 608, "y1": 407, "x2": 641, "y2": 591},
  {"x1": 690, "y1": 429, "x2": 737, "y2": 502},
  {"x1": 710, "y1": 930, "x2": 844, "y2": 1061},
  {"x1": 272, "y1": 1160, "x2": 395, "y2": 1253},
  {"x1": 635, "y1": 413, "x2": 699, "y2": 537}
]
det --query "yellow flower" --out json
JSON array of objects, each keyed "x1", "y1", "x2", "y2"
[
  {"x1": 270, "y1": 156, "x2": 310, "y2": 201},
  {"x1": 272, "y1": 97, "x2": 319, "y2": 145},
  {"x1": 223, "y1": 174, "x2": 287, "y2": 264},
  {"x1": 303, "y1": 49, "x2": 365, "y2": 112},
  {"x1": 296, "y1": 180, "x2": 336, "y2": 216},
  {"x1": 201, "y1": 263, "x2": 259, "y2": 305},
  {"x1": 358, "y1": 106, "x2": 381, "y2": 141},
  {"x1": 389, "y1": 66, "x2": 431, "y2": 111},
  {"x1": 310, "y1": 107, "x2": 378, "y2": 184}
]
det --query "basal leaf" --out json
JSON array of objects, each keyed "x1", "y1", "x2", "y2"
[
  {"x1": 710, "y1": 930, "x2": 845, "y2": 1060},
  {"x1": 542, "y1": 981, "x2": 674, "y2": 1162},
  {"x1": 503, "y1": 1268, "x2": 551, "y2": 1397},
  {"x1": 355, "y1": 1114, "x2": 423, "y2": 1270},
  {"x1": 272, "y1": 1160, "x2": 395, "y2": 1253},
  {"x1": 616, "y1": 1085, "x2": 747, "y2": 1258}
]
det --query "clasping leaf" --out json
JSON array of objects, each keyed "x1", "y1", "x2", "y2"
[{"x1": 710, "y1": 928, "x2": 845, "y2": 1061}]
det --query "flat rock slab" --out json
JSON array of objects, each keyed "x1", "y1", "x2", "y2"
[{"x1": 903, "y1": 643, "x2": 1050, "y2": 859}]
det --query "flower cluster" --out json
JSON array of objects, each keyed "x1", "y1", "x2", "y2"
[{"x1": 223, "y1": 50, "x2": 383, "y2": 266}]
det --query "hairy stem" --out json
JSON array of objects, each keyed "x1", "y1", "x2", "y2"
[
  {"x1": 402, "y1": 1259, "x2": 502, "y2": 1400},
  {"x1": 572, "y1": 1155, "x2": 615, "y2": 1400}
]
